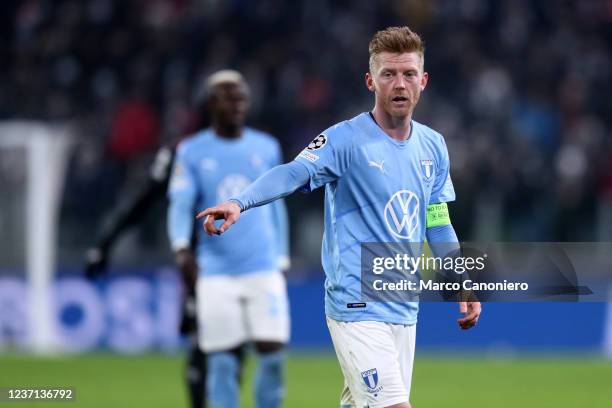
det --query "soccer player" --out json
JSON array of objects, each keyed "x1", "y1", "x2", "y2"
[
  {"x1": 197, "y1": 27, "x2": 482, "y2": 408},
  {"x1": 84, "y1": 76, "x2": 251, "y2": 407},
  {"x1": 168, "y1": 70, "x2": 290, "y2": 408}
]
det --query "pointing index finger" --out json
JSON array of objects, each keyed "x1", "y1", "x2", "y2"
[{"x1": 196, "y1": 208, "x2": 213, "y2": 219}]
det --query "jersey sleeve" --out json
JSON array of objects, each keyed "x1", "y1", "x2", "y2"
[
  {"x1": 167, "y1": 143, "x2": 199, "y2": 251},
  {"x1": 293, "y1": 123, "x2": 354, "y2": 191},
  {"x1": 429, "y1": 136, "x2": 456, "y2": 204}
]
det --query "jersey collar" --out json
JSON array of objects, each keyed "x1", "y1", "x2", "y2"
[{"x1": 365, "y1": 112, "x2": 416, "y2": 148}]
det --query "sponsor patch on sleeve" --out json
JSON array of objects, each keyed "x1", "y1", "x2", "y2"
[{"x1": 297, "y1": 150, "x2": 320, "y2": 162}]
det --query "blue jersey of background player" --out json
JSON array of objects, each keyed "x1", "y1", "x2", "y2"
[
  {"x1": 169, "y1": 118, "x2": 289, "y2": 278},
  {"x1": 198, "y1": 28, "x2": 481, "y2": 408},
  {"x1": 168, "y1": 70, "x2": 290, "y2": 408}
]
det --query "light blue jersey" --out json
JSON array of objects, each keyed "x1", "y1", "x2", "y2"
[
  {"x1": 295, "y1": 113, "x2": 455, "y2": 324},
  {"x1": 168, "y1": 127, "x2": 289, "y2": 276}
]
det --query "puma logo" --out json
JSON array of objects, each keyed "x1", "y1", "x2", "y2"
[{"x1": 368, "y1": 160, "x2": 385, "y2": 173}]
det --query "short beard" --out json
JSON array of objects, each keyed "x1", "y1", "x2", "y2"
[{"x1": 384, "y1": 101, "x2": 414, "y2": 119}]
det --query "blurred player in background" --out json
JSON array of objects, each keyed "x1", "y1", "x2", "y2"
[
  {"x1": 198, "y1": 27, "x2": 481, "y2": 408},
  {"x1": 168, "y1": 70, "x2": 290, "y2": 408},
  {"x1": 84, "y1": 73, "x2": 254, "y2": 408}
]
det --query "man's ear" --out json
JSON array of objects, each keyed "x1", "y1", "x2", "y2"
[
  {"x1": 365, "y1": 72, "x2": 375, "y2": 92},
  {"x1": 420, "y1": 71, "x2": 429, "y2": 92}
]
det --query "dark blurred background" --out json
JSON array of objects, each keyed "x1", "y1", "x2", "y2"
[
  {"x1": 1, "y1": 0, "x2": 611, "y2": 271},
  {"x1": 1, "y1": 3, "x2": 612, "y2": 388}
]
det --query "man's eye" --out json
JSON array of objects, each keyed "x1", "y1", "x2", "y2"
[{"x1": 384, "y1": 72, "x2": 392, "y2": 78}]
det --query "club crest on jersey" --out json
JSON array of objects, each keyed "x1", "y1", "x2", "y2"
[
  {"x1": 361, "y1": 368, "x2": 379, "y2": 390},
  {"x1": 307, "y1": 134, "x2": 327, "y2": 151},
  {"x1": 420, "y1": 159, "x2": 434, "y2": 181}
]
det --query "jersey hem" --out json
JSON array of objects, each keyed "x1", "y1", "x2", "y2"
[
  {"x1": 325, "y1": 311, "x2": 418, "y2": 326},
  {"x1": 199, "y1": 266, "x2": 280, "y2": 277}
]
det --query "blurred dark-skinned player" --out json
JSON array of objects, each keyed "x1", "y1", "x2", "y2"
[{"x1": 84, "y1": 74, "x2": 248, "y2": 408}]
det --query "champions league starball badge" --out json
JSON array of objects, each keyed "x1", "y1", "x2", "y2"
[{"x1": 307, "y1": 134, "x2": 327, "y2": 151}]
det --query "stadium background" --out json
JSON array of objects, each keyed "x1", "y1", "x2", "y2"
[{"x1": 1, "y1": 0, "x2": 612, "y2": 407}]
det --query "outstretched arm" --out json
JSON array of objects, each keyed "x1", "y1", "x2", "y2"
[{"x1": 196, "y1": 161, "x2": 310, "y2": 236}]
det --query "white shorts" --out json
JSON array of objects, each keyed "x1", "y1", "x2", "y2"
[
  {"x1": 327, "y1": 318, "x2": 416, "y2": 408},
  {"x1": 196, "y1": 270, "x2": 290, "y2": 352}
]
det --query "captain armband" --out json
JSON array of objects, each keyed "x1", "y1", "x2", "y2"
[{"x1": 426, "y1": 203, "x2": 451, "y2": 228}]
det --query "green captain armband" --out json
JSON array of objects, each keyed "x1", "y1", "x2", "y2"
[{"x1": 426, "y1": 203, "x2": 451, "y2": 228}]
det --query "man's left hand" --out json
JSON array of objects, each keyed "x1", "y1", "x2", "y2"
[{"x1": 458, "y1": 301, "x2": 481, "y2": 330}]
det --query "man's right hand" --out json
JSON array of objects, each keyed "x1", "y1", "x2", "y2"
[{"x1": 196, "y1": 201, "x2": 242, "y2": 236}]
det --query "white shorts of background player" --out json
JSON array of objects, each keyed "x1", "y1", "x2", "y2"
[{"x1": 197, "y1": 270, "x2": 290, "y2": 351}]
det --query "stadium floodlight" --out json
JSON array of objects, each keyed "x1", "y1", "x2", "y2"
[{"x1": 0, "y1": 122, "x2": 73, "y2": 353}]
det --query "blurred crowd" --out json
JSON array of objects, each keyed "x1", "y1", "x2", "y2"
[{"x1": 1, "y1": 0, "x2": 611, "y2": 268}]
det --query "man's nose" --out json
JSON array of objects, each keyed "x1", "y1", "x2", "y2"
[{"x1": 393, "y1": 76, "x2": 407, "y2": 90}]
